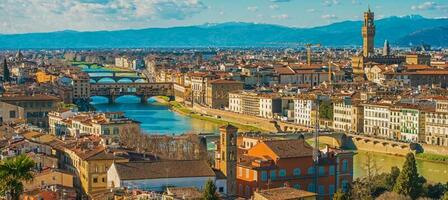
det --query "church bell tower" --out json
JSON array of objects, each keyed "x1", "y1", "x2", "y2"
[
  {"x1": 218, "y1": 124, "x2": 237, "y2": 196},
  {"x1": 362, "y1": 7, "x2": 375, "y2": 57}
]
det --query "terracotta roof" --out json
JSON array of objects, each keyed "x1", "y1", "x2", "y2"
[
  {"x1": 262, "y1": 139, "x2": 313, "y2": 158},
  {"x1": 114, "y1": 160, "x2": 215, "y2": 180},
  {"x1": 255, "y1": 187, "x2": 316, "y2": 200},
  {"x1": 208, "y1": 79, "x2": 242, "y2": 84},
  {"x1": 274, "y1": 66, "x2": 295, "y2": 75},
  {"x1": 166, "y1": 187, "x2": 202, "y2": 199},
  {"x1": 0, "y1": 95, "x2": 60, "y2": 101}
]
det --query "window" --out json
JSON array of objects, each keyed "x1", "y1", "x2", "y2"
[
  {"x1": 93, "y1": 177, "x2": 98, "y2": 183},
  {"x1": 261, "y1": 171, "x2": 267, "y2": 181},
  {"x1": 279, "y1": 169, "x2": 286, "y2": 177},
  {"x1": 219, "y1": 187, "x2": 224, "y2": 193},
  {"x1": 342, "y1": 180, "x2": 349, "y2": 192},
  {"x1": 113, "y1": 127, "x2": 119, "y2": 135},
  {"x1": 307, "y1": 167, "x2": 315, "y2": 175},
  {"x1": 318, "y1": 185, "x2": 325, "y2": 194},
  {"x1": 245, "y1": 168, "x2": 250, "y2": 178},
  {"x1": 342, "y1": 160, "x2": 348, "y2": 173},
  {"x1": 319, "y1": 166, "x2": 325, "y2": 176},
  {"x1": 329, "y1": 185, "x2": 335, "y2": 196},
  {"x1": 329, "y1": 165, "x2": 335, "y2": 176},
  {"x1": 293, "y1": 168, "x2": 301, "y2": 176},
  {"x1": 102, "y1": 177, "x2": 106, "y2": 182},
  {"x1": 9, "y1": 111, "x2": 16, "y2": 118},
  {"x1": 238, "y1": 167, "x2": 242, "y2": 177},
  {"x1": 270, "y1": 170, "x2": 276, "y2": 180},
  {"x1": 308, "y1": 183, "x2": 315, "y2": 192}
]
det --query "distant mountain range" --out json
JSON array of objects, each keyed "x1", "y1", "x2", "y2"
[{"x1": 0, "y1": 15, "x2": 447, "y2": 49}]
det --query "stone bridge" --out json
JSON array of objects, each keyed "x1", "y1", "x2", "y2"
[
  {"x1": 88, "y1": 71, "x2": 147, "y2": 83},
  {"x1": 90, "y1": 82, "x2": 174, "y2": 103}
]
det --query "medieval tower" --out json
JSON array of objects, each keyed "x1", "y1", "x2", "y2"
[
  {"x1": 362, "y1": 7, "x2": 375, "y2": 57},
  {"x1": 218, "y1": 124, "x2": 237, "y2": 196}
]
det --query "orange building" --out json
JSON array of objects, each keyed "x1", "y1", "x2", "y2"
[{"x1": 232, "y1": 136, "x2": 353, "y2": 200}]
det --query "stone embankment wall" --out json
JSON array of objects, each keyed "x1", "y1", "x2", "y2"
[
  {"x1": 191, "y1": 104, "x2": 314, "y2": 133},
  {"x1": 347, "y1": 134, "x2": 412, "y2": 156}
]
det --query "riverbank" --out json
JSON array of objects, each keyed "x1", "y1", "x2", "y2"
[{"x1": 169, "y1": 101, "x2": 265, "y2": 132}]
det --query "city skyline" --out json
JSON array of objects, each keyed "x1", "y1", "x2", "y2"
[{"x1": 0, "y1": 0, "x2": 447, "y2": 34}]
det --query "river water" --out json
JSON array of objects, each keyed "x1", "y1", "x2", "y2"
[{"x1": 91, "y1": 97, "x2": 448, "y2": 183}]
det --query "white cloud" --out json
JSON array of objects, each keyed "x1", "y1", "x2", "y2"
[
  {"x1": 307, "y1": 8, "x2": 316, "y2": 13},
  {"x1": 269, "y1": 4, "x2": 279, "y2": 9},
  {"x1": 321, "y1": 14, "x2": 338, "y2": 20},
  {"x1": 0, "y1": 0, "x2": 207, "y2": 34},
  {"x1": 247, "y1": 6, "x2": 258, "y2": 12},
  {"x1": 411, "y1": 1, "x2": 446, "y2": 11},
  {"x1": 323, "y1": 0, "x2": 339, "y2": 7},
  {"x1": 271, "y1": 14, "x2": 289, "y2": 19}
]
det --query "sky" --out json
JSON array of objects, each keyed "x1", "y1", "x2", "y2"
[{"x1": 0, "y1": 0, "x2": 447, "y2": 34}]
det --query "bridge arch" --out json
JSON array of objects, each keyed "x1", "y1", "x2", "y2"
[
  {"x1": 117, "y1": 78, "x2": 133, "y2": 83},
  {"x1": 97, "y1": 77, "x2": 116, "y2": 83},
  {"x1": 134, "y1": 79, "x2": 146, "y2": 83}
]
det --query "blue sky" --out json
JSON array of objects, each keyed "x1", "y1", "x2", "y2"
[{"x1": 0, "y1": 0, "x2": 446, "y2": 34}]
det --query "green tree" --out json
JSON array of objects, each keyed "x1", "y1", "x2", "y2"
[
  {"x1": 319, "y1": 101, "x2": 333, "y2": 120},
  {"x1": 385, "y1": 166, "x2": 400, "y2": 190},
  {"x1": 0, "y1": 155, "x2": 35, "y2": 200},
  {"x1": 203, "y1": 179, "x2": 219, "y2": 200},
  {"x1": 333, "y1": 189, "x2": 349, "y2": 200},
  {"x1": 2, "y1": 58, "x2": 10, "y2": 82},
  {"x1": 393, "y1": 153, "x2": 423, "y2": 199}
]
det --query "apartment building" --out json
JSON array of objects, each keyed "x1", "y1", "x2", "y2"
[
  {"x1": 425, "y1": 98, "x2": 448, "y2": 146},
  {"x1": 0, "y1": 95, "x2": 60, "y2": 128},
  {"x1": 229, "y1": 92, "x2": 243, "y2": 113},
  {"x1": 205, "y1": 79, "x2": 243, "y2": 109},
  {"x1": 363, "y1": 102, "x2": 391, "y2": 139},
  {"x1": 49, "y1": 110, "x2": 139, "y2": 145},
  {"x1": 294, "y1": 95, "x2": 316, "y2": 128},
  {"x1": 399, "y1": 105, "x2": 425, "y2": 143},
  {"x1": 72, "y1": 73, "x2": 90, "y2": 100},
  {"x1": 332, "y1": 97, "x2": 363, "y2": 133},
  {"x1": 259, "y1": 94, "x2": 282, "y2": 119},
  {"x1": 234, "y1": 137, "x2": 354, "y2": 199}
]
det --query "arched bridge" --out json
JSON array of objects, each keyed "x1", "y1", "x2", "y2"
[
  {"x1": 88, "y1": 71, "x2": 147, "y2": 83},
  {"x1": 90, "y1": 82, "x2": 174, "y2": 103}
]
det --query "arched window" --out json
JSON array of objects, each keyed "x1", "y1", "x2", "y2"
[
  {"x1": 307, "y1": 167, "x2": 315, "y2": 175},
  {"x1": 293, "y1": 168, "x2": 301, "y2": 176},
  {"x1": 279, "y1": 169, "x2": 286, "y2": 177}
]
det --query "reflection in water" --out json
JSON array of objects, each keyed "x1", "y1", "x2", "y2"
[
  {"x1": 353, "y1": 151, "x2": 448, "y2": 183},
  {"x1": 91, "y1": 96, "x2": 219, "y2": 135}
]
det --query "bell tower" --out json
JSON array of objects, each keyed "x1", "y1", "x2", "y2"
[
  {"x1": 219, "y1": 124, "x2": 237, "y2": 196},
  {"x1": 362, "y1": 7, "x2": 375, "y2": 57}
]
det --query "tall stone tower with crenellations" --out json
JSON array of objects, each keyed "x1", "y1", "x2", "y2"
[{"x1": 362, "y1": 7, "x2": 375, "y2": 57}]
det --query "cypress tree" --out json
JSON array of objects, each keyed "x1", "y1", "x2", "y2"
[
  {"x1": 2, "y1": 58, "x2": 10, "y2": 82},
  {"x1": 203, "y1": 179, "x2": 219, "y2": 200},
  {"x1": 393, "y1": 153, "x2": 422, "y2": 199}
]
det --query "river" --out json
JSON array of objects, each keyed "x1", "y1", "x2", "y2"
[{"x1": 91, "y1": 98, "x2": 448, "y2": 183}]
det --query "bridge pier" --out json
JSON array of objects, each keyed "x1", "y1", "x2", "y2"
[
  {"x1": 140, "y1": 96, "x2": 147, "y2": 103},
  {"x1": 109, "y1": 95, "x2": 116, "y2": 104}
]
